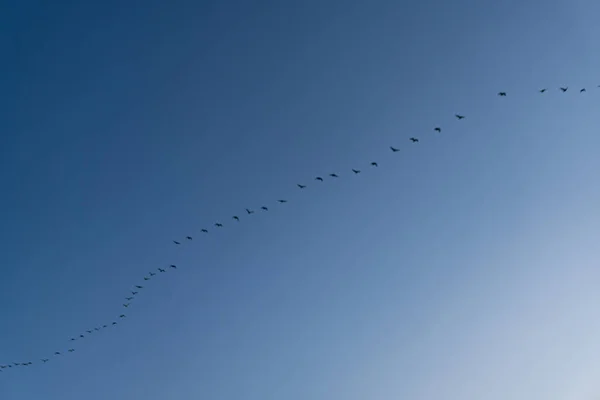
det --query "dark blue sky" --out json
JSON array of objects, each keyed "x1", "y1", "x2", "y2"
[{"x1": 1, "y1": 1, "x2": 600, "y2": 399}]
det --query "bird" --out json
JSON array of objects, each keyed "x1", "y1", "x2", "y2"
[
  {"x1": 261, "y1": 206, "x2": 268, "y2": 211},
  {"x1": 173, "y1": 240, "x2": 180, "y2": 245},
  {"x1": 580, "y1": 88, "x2": 586, "y2": 93},
  {"x1": 103, "y1": 325, "x2": 107, "y2": 328},
  {"x1": 54, "y1": 352, "x2": 60, "y2": 356},
  {"x1": 119, "y1": 314, "x2": 126, "y2": 318},
  {"x1": 132, "y1": 291, "x2": 138, "y2": 295},
  {"x1": 70, "y1": 338, "x2": 76, "y2": 341},
  {"x1": 246, "y1": 208, "x2": 254, "y2": 214},
  {"x1": 201, "y1": 229, "x2": 208, "y2": 233},
  {"x1": 79, "y1": 334, "x2": 85, "y2": 338},
  {"x1": 41, "y1": 359, "x2": 49, "y2": 363},
  {"x1": 560, "y1": 87, "x2": 568, "y2": 92},
  {"x1": 352, "y1": 169, "x2": 361, "y2": 174},
  {"x1": 94, "y1": 327, "x2": 100, "y2": 331},
  {"x1": 498, "y1": 92, "x2": 507, "y2": 96},
  {"x1": 539, "y1": 88, "x2": 547, "y2": 93},
  {"x1": 455, "y1": 114, "x2": 465, "y2": 119},
  {"x1": 126, "y1": 297, "x2": 134, "y2": 301},
  {"x1": 277, "y1": 199, "x2": 287, "y2": 203},
  {"x1": 144, "y1": 277, "x2": 150, "y2": 281},
  {"x1": 135, "y1": 285, "x2": 143, "y2": 289},
  {"x1": 390, "y1": 146, "x2": 399, "y2": 152},
  {"x1": 112, "y1": 322, "x2": 117, "y2": 325},
  {"x1": 297, "y1": 184, "x2": 306, "y2": 189},
  {"x1": 68, "y1": 349, "x2": 75, "y2": 353},
  {"x1": 315, "y1": 177, "x2": 324, "y2": 181},
  {"x1": 233, "y1": 216, "x2": 240, "y2": 221},
  {"x1": 329, "y1": 173, "x2": 338, "y2": 178},
  {"x1": 215, "y1": 222, "x2": 223, "y2": 227},
  {"x1": 371, "y1": 162, "x2": 378, "y2": 167},
  {"x1": 158, "y1": 268, "x2": 166, "y2": 273},
  {"x1": 410, "y1": 137, "x2": 419, "y2": 143},
  {"x1": 186, "y1": 236, "x2": 192, "y2": 240},
  {"x1": 434, "y1": 127, "x2": 441, "y2": 132},
  {"x1": 86, "y1": 330, "x2": 92, "y2": 334},
  {"x1": 170, "y1": 264, "x2": 177, "y2": 269},
  {"x1": 123, "y1": 303, "x2": 130, "y2": 308},
  {"x1": 149, "y1": 272, "x2": 156, "y2": 277}
]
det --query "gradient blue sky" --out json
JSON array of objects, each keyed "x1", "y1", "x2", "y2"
[{"x1": 1, "y1": 0, "x2": 600, "y2": 399}]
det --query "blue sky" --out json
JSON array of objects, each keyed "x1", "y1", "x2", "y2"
[{"x1": 1, "y1": 0, "x2": 600, "y2": 398}]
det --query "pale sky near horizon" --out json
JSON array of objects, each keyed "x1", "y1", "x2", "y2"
[{"x1": 1, "y1": 1, "x2": 600, "y2": 399}]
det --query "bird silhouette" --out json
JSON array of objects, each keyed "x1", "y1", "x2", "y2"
[
  {"x1": 112, "y1": 322, "x2": 117, "y2": 325},
  {"x1": 80, "y1": 334, "x2": 85, "y2": 338},
  {"x1": 540, "y1": 88, "x2": 547, "y2": 93},
  {"x1": 580, "y1": 88, "x2": 586, "y2": 93},
  {"x1": 54, "y1": 352, "x2": 60, "y2": 356},
  {"x1": 215, "y1": 222, "x2": 223, "y2": 227},
  {"x1": 233, "y1": 216, "x2": 240, "y2": 221},
  {"x1": 135, "y1": 285, "x2": 143, "y2": 289},
  {"x1": 186, "y1": 236, "x2": 192, "y2": 240},
  {"x1": 144, "y1": 277, "x2": 150, "y2": 281},
  {"x1": 41, "y1": 359, "x2": 49, "y2": 363},
  {"x1": 371, "y1": 162, "x2": 378, "y2": 167},
  {"x1": 119, "y1": 314, "x2": 126, "y2": 318},
  {"x1": 261, "y1": 206, "x2": 268, "y2": 211},
  {"x1": 455, "y1": 114, "x2": 465, "y2": 119},
  {"x1": 201, "y1": 228, "x2": 208, "y2": 233},
  {"x1": 329, "y1": 173, "x2": 338, "y2": 178},
  {"x1": 246, "y1": 208, "x2": 254, "y2": 214},
  {"x1": 70, "y1": 338, "x2": 76, "y2": 341},
  {"x1": 68, "y1": 349, "x2": 75, "y2": 353},
  {"x1": 277, "y1": 199, "x2": 287, "y2": 203},
  {"x1": 315, "y1": 177, "x2": 324, "y2": 181},
  {"x1": 434, "y1": 127, "x2": 441, "y2": 132},
  {"x1": 352, "y1": 169, "x2": 361, "y2": 174},
  {"x1": 149, "y1": 272, "x2": 156, "y2": 276},
  {"x1": 170, "y1": 265, "x2": 177, "y2": 269},
  {"x1": 123, "y1": 303, "x2": 130, "y2": 308},
  {"x1": 297, "y1": 184, "x2": 306, "y2": 189},
  {"x1": 86, "y1": 330, "x2": 92, "y2": 334},
  {"x1": 560, "y1": 87, "x2": 568, "y2": 92},
  {"x1": 126, "y1": 297, "x2": 133, "y2": 301},
  {"x1": 390, "y1": 146, "x2": 399, "y2": 152},
  {"x1": 498, "y1": 92, "x2": 507, "y2": 96},
  {"x1": 132, "y1": 291, "x2": 138, "y2": 295},
  {"x1": 173, "y1": 241, "x2": 180, "y2": 245},
  {"x1": 158, "y1": 268, "x2": 166, "y2": 273},
  {"x1": 410, "y1": 137, "x2": 419, "y2": 143}
]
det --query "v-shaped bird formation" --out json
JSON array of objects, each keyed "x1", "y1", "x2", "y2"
[{"x1": 1, "y1": 84, "x2": 598, "y2": 374}]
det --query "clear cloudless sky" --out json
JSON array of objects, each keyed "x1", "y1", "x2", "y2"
[{"x1": 1, "y1": 0, "x2": 599, "y2": 399}]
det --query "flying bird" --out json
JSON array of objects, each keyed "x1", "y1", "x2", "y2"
[
  {"x1": 86, "y1": 330, "x2": 92, "y2": 334},
  {"x1": 329, "y1": 173, "x2": 338, "y2": 178},
  {"x1": 103, "y1": 325, "x2": 107, "y2": 328},
  {"x1": 80, "y1": 335, "x2": 85, "y2": 338},
  {"x1": 173, "y1": 241, "x2": 180, "y2": 245},
  {"x1": 149, "y1": 272, "x2": 156, "y2": 277},
  {"x1": 560, "y1": 87, "x2": 568, "y2": 92},
  {"x1": 126, "y1": 297, "x2": 133, "y2": 301},
  {"x1": 112, "y1": 322, "x2": 117, "y2": 325},
  {"x1": 434, "y1": 127, "x2": 441, "y2": 132},
  {"x1": 297, "y1": 184, "x2": 306, "y2": 189},
  {"x1": 144, "y1": 277, "x2": 150, "y2": 281},
  {"x1": 580, "y1": 88, "x2": 586, "y2": 93},
  {"x1": 120, "y1": 314, "x2": 126, "y2": 318},
  {"x1": 498, "y1": 92, "x2": 507, "y2": 96},
  {"x1": 315, "y1": 177, "x2": 324, "y2": 181},
  {"x1": 158, "y1": 268, "x2": 166, "y2": 273},
  {"x1": 70, "y1": 338, "x2": 76, "y2": 341},
  {"x1": 41, "y1": 359, "x2": 49, "y2": 363},
  {"x1": 539, "y1": 88, "x2": 547, "y2": 93},
  {"x1": 186, "y1": 236, "x2": 192, "y2": 240},
  {"x1": 455, "y1": 114, "x2": 465, "y2": 119},
  {"x1": 123, "y1": 303, "x2": 130, "y2": 308},
  {"x1": 390, "y1": 146, "x2": 399, "y2": 152},
  {"x1": 371, "y1": 162, "x2": 378, "y2": 167},
  {"x1": 132, "y1": 291, "x2": 138, "y2": 295},
  {"x1": 277, "y1": 200, "x2": 287, "y2": 203},
  {"x1": 261, "y1": 206, "x2": 268, "y2": 211},
  {"x1": 135, "y1": 285, "x2": 143, "y2": 289},
  {"x1": 233, "y1": 216, "x2": 240, "y2": 221},
  {"x1": 68, "y1": 349, "x2": 75, "y2": 353},
  {"x1": 201, "y1": 229, "x2": 208, "y2": 233},
  {"x1": 215, "y1": 222, "x2": 223, "y2": 227},
  {"x1": 352, "y1": 169, "x2": 361, "y2": 174},
  {"x1": 246, "y1": 208, "x2": 254, "y2": 214},
  {"x1": 170, "y1": 264, "x2": 177, "y2": 269},
  {"x1": 410, "y1": 137, "x2": 419, "y2": 143},
  {"x1": 54, "y1": 352, "x2": 60, "y2": 356}
]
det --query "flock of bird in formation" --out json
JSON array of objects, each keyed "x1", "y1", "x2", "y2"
[{"x1": 2, "y1": 84, "x2": 598, "y2": 374}]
